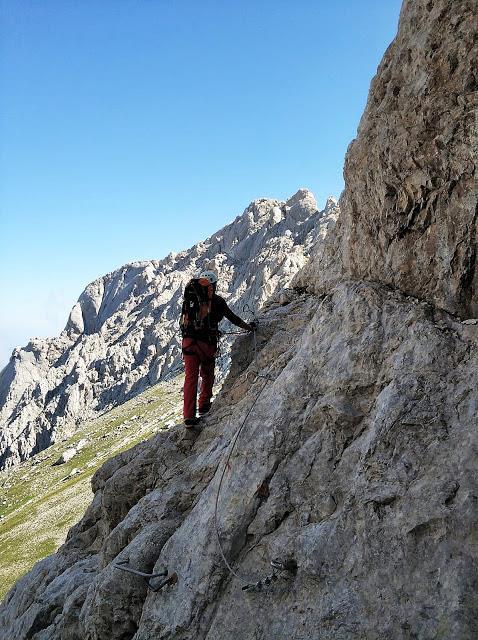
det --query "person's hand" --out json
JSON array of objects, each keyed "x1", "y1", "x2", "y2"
[{"x1": 248, "y1": 321, "x2": 257, "y2": 332}]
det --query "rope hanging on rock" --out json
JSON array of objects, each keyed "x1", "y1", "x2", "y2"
[
  {"x1": 213, "y1": 370, "x2": 270, "y2": 584},
  {"x1": 213, "y1": 320, "x2": 277, "y2": 586}
]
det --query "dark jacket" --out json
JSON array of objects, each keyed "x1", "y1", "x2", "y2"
[{"x1": 183, "y1": 294, "x2": 251, "y2": 346}]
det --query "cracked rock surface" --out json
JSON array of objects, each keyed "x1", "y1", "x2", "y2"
[
  {"x1": 1, "y1": 282, "x2": 477, "y2": 639},
  {"x1": 0, "y1": 190, "x2": 338, "y2": 471},
  {"x1": 1, "y1": 0, "x2": 478, "y2": 638},
  {"x1": 298, "y1": 0, "x2": 478, "y2": 317}
]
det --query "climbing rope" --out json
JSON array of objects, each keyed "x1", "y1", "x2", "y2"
[
  {"x1": 213, "y1": 319, "x2": 279, "y2": 585},
  {"x1": 213, "y1": 369, "x2": 270, "y2": 583},
  {"x1": 220, "y1": 330, "x2": 250, "y2": 336},
  {"x1": 112, "y1": 312, "x2": 288, "y2": 592},
  {"x1": 212, "y1": 305, "x2": 302, "y2": 592}
]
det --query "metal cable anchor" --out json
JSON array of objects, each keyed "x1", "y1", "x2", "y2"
[
  {"x1": 241, "y1": 558, "x2": 297, "y2": 593},
  {"x1": 113, "y1": 560, "x2": 177, "y2": 592}
]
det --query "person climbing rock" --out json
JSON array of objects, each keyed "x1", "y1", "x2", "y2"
[{"x1": 180, "y1": 269, "x2": 255, "y2": 427}]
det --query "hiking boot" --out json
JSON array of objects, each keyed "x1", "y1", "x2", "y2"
[
  {"x1": 198, "y1": 403, "x2": 211, "y2": 416},
  {"x1": 184, "y1": 417, "x2": 202, "y2": 428}
]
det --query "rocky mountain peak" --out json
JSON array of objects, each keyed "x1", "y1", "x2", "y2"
[
  {"x1": 0, "y1": 191, "x2": 338, "y2": 471},
  {"x1": 285, "y1": 187, "x2": 315, "y2": 207},
  {"x1": 324, "y1": 195, "x2": 337, "y2": 210}
]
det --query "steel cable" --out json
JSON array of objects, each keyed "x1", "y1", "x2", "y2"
[{"x1": 213, "y1": 326, "x2": 272, "y2": 583}]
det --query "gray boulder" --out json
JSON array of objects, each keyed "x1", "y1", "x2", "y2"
[{"x1": 53, "y1": 448, "x2": 77, "y2": 466}]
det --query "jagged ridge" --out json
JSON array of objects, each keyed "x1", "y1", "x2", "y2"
[{"x1": 0, "y1": 190, "x2": 339, "y2": 470}]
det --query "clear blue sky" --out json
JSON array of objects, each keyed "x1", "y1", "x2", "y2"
[{"x1": 0, "y1": 0, "x2": 402, "y2": 367}]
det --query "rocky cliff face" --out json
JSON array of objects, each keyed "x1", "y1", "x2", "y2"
[
  {"x1": 0, "y1": 190, "x2": 338, "y2": 471},
  {"x1": 1, "y1": 0, "x2": 477, "y2": 638},
  {"x1": 301, "y1": 0, "x2": 478, "y2": 317},
  {"x1": 3, "y1": 281, "x2": 477, "y2": 639}
]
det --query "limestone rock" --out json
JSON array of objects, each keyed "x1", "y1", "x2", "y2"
[
  {"x1": 1, "y1": 1, "x2": 477, "y2": 638},
  {"x1": 53, "y1": 448, "x2": 77, "y2": 466},
  {"x1": 1, "y1": 282, "x2": 477, "y2": 639},
  {"x1": 0, "y1": 191, "x2": 338, "y2": 470},
  {"x1": 299, "y1": 0, "x2": 478, "y2": 318},
  {"x1": 76, "y1": 439, "x2": 88, "y2": 451}
]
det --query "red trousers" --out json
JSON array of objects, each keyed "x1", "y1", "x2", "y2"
[{"x1": 182, "y1": 337, "x2": 217, "y2": 419}]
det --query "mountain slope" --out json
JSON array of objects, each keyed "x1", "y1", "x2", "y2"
[
  {"x1": 0, "y1": 378, "x2": 182, "y2": 600},
  {"x1": 0, "y1": 190, "x2": 338, "y2": 471}
]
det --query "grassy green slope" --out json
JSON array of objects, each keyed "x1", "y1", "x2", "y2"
[{"x1": 0, "y1": 377, "x2": 183, "y2": 600}]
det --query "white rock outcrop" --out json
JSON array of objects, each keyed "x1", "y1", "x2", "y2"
[
  {"x1": 0, "y1": 191, "x2": 339, "y2": 470},
  {"x1": 52, "y1": 448, "x2": 77, "y2": 466}
]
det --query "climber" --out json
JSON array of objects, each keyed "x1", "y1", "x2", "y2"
[{"x1": 180, "y1": 269, "x2": 255, "y2": 427}]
